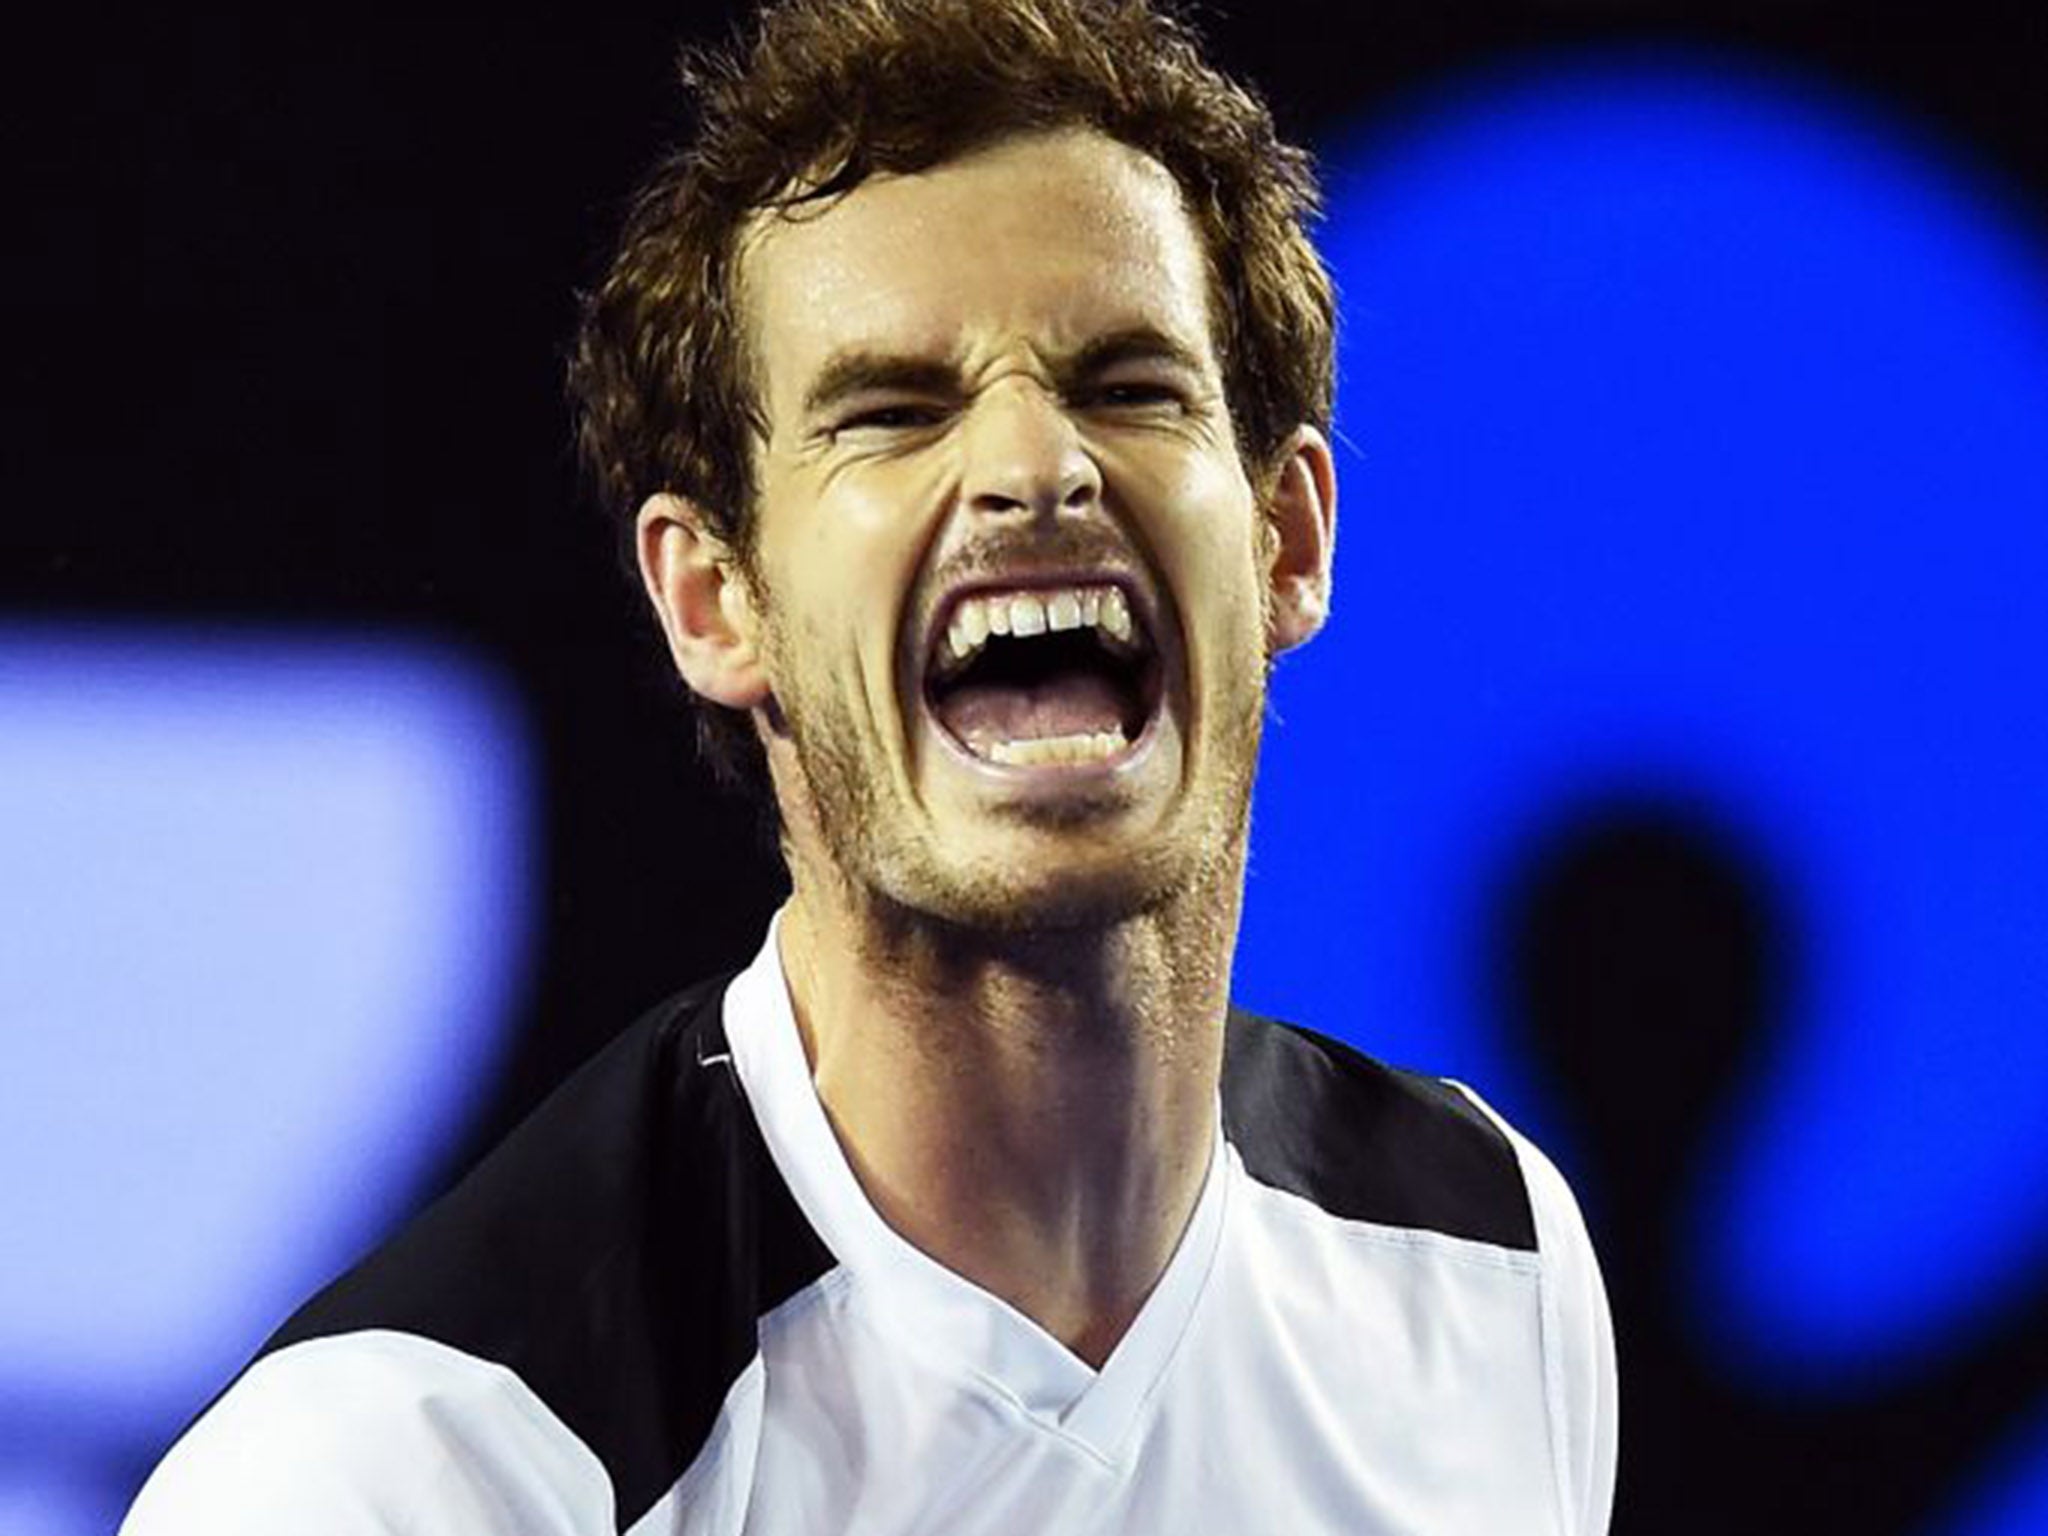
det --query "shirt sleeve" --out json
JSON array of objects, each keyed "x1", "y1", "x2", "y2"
[
  {"x1": 1449, "y1": 1086, "x2": 1620, "y2": 1536},
  {"x1": 121, "y1": 1330, "x2": 618, "y2": 1536}
]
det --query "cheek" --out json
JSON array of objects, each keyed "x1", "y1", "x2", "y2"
[
  {"x1": 760, "y1": 458, "x2": 955, "y2": 702},
  {"x1": 1111, "y1": 447, "x2": 1268, "y2": 637},
  {"x1": 836, "y1": 461, "x2": 954, "y2": 677}
]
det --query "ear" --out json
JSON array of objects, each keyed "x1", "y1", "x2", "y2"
[
  {"x1": 636, "y1": 493, "x2": 773, "y2": 711},
  {"x1": 1263, "y1": 425, "x2": 1338, "y2": 654}
]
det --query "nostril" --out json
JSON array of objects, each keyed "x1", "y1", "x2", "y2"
[
  {"x1": 969, "y1": 489, "x2": 1034, "y2": 516},
  {"x1": 967, "y1": 475, "x2": 1097, "y2": 520}
]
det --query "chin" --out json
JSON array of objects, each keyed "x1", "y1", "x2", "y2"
[{"x1": 870, "y1": 826, "x2": 1205, "y2": 937}]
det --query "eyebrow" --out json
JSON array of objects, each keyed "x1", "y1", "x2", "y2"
[
  {"x1": 1060, "y1": 325, "x2": 1210, "y2": 385},
  {"x1": 799, "y1": 325, "x2": 1211, "y2": 420},
  {"x1": 801, "y1": 353, "x2": 964, "y2": 420}
]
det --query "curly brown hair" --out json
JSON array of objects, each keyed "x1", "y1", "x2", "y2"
[{"x1": 568, "y1": 0, "x2": 1334, "y2": 793}]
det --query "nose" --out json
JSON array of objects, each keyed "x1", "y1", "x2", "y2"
[{"x1": 959, "y1": 380, "x2": 1102, "y2": 521}]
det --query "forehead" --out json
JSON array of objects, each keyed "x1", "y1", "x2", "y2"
[{"x1": 739, "y1": 129, "x2": 1215, "y2": 411}]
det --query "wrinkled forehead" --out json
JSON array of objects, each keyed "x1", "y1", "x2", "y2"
[{"x1": 735, "y1": 128, "x2": 1220, "y2": 422}]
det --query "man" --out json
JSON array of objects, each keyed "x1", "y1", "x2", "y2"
[{"x1": 126, "y1": 1, "x2": 1616, "y2": 1531}]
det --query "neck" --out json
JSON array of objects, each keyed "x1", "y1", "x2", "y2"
[{"x1": 776, "y1": 867, "x2": 1239, "y2": 1368}]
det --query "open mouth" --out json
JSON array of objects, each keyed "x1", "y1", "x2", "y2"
[{"x1": 922, "y1": 582, "x2": 1163, "y2": 768}]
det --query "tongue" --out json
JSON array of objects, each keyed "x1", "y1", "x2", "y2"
[{"x1": 934, "y1": 672, "x2": 1130, "y2": 757}]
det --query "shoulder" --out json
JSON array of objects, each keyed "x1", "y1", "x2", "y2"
[
  {"x1": 1222, "y1": 1009, "x2": 1618, "y2": 1533},
  {"x1": 133, "y1": 973, "x2": 833, "y2": 1534},
  {"x1": 1220, "y1": 1006, "x2": 1536, "y2": 1251},
  {"x1": 268, "y1": 973, "x2": 779, "y2": 1360},
  {"x1": 1449, "y1": 1081, "x2": 1620, "y2": 1536},
  {"x1": 123, "y1": 1331, "x2": 613, "y2": 1533}
]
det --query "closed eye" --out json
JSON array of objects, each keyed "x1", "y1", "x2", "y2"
[
  {"x1": 834, "y1": 401, "x2": 950, "y2": 434},
  {"x1": 1077, "y1": 381, "x2": 1187, "y2": 410}
]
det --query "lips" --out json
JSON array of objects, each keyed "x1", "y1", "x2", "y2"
[{"x1": 918, "y1": 575, "x2": 1164, "y2": 768}]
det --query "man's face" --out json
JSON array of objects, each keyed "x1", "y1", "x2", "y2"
[{"x1": 734, "y1": 128, "x2": 1316, "y2": 931}]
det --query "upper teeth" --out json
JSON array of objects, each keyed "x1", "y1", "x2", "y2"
[{"x1": 940, "y1": 584, "x2": 1138, "y2": 674}]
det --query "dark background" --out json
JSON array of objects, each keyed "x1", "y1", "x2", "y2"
[{"x1": 17, "y1": 5, "x2": 2047, "y2": 1531}]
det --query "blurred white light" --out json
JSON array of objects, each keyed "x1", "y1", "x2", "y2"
[{"x1": 0, "y1": 624, "x2": 536, "y2": 1443}]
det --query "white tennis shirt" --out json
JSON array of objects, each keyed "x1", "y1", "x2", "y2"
[{"x1": 127, "y1": 915, "x2": 1617, "y2": 1533}]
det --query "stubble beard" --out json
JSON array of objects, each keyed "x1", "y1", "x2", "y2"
[{"x1": 765, "y1": 622, "x2": 1269, "y2": 948}]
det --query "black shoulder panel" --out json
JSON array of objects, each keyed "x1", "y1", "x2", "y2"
[
  {"x1": 263, "y1": 976, "x2": 835, "y2": 1530},
  {"x1": 1221, "y1": 1008, "x2": 1537, "y2": 1252}
]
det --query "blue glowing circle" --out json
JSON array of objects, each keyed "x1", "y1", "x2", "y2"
[{"x1": 1236, "y1": 53, "x2": 2048, "y2": 1383}]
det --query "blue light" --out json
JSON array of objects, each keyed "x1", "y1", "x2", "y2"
[
  {"x1": 1237, "y1": 51, "x2": 2048, "y2": 1383},
  {"x1": 0, "y1": 624, "x2": 536, "y2": 1514},
  {"x1": 1936, "y1": 1403, "x2": 2048, "y2": 1536}
]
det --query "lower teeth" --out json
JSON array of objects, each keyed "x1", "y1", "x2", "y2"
[{"x1": 983, "y1": 727, "x2": 1128, "y2": 766}]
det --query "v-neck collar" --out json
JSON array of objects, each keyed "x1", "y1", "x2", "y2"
[{"x1": 721, "y1": 911, "x2": 1229, "y2": 1465}]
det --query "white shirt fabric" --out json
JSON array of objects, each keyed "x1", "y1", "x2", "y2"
[{"x1": 126, "y1": 915, "x2": 1617, "y2": 1534}]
